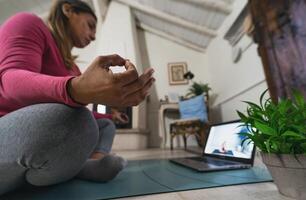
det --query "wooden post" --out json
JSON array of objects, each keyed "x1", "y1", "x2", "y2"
[{"x1": 249, "y1": 0, "x2": 306, "y2": 102}]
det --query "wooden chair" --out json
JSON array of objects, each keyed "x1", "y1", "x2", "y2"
[{"x1": 169, "y1": 93, "x2": 210, "y2": 150}]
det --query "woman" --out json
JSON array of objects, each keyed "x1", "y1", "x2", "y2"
[{"x1": 0, "y1": 0, "x2": 154, "y2": 196}]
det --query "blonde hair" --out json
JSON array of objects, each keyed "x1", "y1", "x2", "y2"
[{"x1": 47, "y1": 0, "x2": 96, "y2": 69}]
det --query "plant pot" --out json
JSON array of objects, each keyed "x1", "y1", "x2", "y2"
[{"x1": 261, "y1": 152, "x2": 306, "y2": 200}]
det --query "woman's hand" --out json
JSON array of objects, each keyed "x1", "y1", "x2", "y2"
[
  {"x1": 111, "y1": 109, "x2": 129, "y2": 124},
  {"x1": 68, "y1": 54, "x2": 155, "y2": 107}
]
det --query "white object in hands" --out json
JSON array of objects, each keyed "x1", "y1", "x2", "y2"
[{"x1": 109, "y1": 66, "x2": 126, "y2": 73}]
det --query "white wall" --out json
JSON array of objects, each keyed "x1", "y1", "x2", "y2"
[
  {"x1": 206, "y1": 0, "x2": 268, "y2": 122},
  {"x1": 74, "y1": 1, "x2": 147, "y2": 130},
  {"x1": 138, "y1": 0, "x2": 270, "y2": 147},
  {"x1": 141, "y1": 31, "x2": 210, "y2": 101},
  {"x1": 138, "y1": 30, "x2": 209, "y2": 147},
  {"x1": 73, "y1": 39, "x2": 98, "y2": 73},
  {"x1": 100, "y1": 1, "x2": 147, "y2": 130},
  {"x1": 72, "y1": 0, "x2": 269, "y2": 148}
]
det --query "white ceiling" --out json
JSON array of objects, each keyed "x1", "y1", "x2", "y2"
[
  {"x1": 0, "y1": 0, "x2": 234, "y2": 52},
  {"x1": 0, "y1": 0, "x2": 94, "y2": 24},
  {"x1": 127, "y1": 0, "x2": 234, "y2": 52},
  {"x1": 0, "y1": 0, "x2": 51, "y2": 24}
]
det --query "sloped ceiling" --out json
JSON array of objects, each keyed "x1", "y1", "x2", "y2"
[
  {"x1": 0, "y1": 0, "x2": 51, "y2": 24},
  {"x1": 0, "y1": 0, "x2": 94, "y2": 24},
  {"x1": 116, "y1": 0, "x2": 234, "y2": 52},
  {"x1": 0, "y1": 0, "x2": 234, "y2": 52}
]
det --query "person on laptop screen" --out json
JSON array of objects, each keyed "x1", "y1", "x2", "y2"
[
  {"x1": 170, "y1": 121, "x2": 256, "y2": 172},
  {"x1": 206, "y1": 123, "x2": 253, "y2": 159}
]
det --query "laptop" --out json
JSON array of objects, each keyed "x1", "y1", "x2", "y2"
[{"x1": 170, "y1": 120, "x2": 256, "y2": 172}]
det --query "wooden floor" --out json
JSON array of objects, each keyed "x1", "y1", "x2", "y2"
[{"x1": 114, "y1": 148, "x2": 293, "y2": 200}]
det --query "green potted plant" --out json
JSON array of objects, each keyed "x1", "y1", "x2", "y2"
[
  {"x1": 237, "y1": 89, "x2": 306, "y2": 199},
  {"x1": 185, "y1": 81, "x2": 211, "y2": 98},
  {"x1": 183, "y1": 71, "x2": 211, "y2": 99}
]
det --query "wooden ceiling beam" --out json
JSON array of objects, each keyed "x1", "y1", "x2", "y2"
[
  {"x1": 115, "y1": 0, "x2": 217, "y2": 37},
  {"x1": 173, "y1": 0, "x2": 232, "y2": 14},
  {"x1": 137, "y1": 22, "x2": 206, "y2": 53}
]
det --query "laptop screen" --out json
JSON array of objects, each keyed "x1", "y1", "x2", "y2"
[{"x1": 204, "y1": 121, "x2": 254, "y2": 159}]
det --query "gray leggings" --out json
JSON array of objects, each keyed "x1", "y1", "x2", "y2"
[{"x1": 0, "y1": 103, "x2": 116, "y2": 195}]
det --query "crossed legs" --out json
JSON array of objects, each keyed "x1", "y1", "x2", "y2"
[{"x1": 0, "y1": 103, "x2": 125, "y2": 196}]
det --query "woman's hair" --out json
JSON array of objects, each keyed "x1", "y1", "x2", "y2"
[{"x1": 48, "y1": 0, "x2": 97, "y2": 69}]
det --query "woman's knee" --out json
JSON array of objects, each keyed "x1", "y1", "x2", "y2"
[
  {"x1": 49, "y1": 103, "x2": 99, "y2": 144},
  {"x1": 0, "y1": 103, "x2": 99, "y2": 186},
  {"x1": 20, "y1": 103, "x2": 99, "y2": 149},
  {"x1": 0, "y1": 103, "x2": 98, "y2": 161}
]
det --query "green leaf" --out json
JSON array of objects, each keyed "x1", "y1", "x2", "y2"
[
  {"x1": 237, "y1": 111, "x2": 248, "y2": 122},
  {"x1": 293, "y1": 89, "x2": 305, "y2": 107},
  {"x1": 260, "y1": 89, "x2": 269, "y2": 108},
  {"x1": 242, "y1": 101, "x2": 262, "y2": 111},
  {"x1": 270, "y1": 140, "x2": 279, "y2": 153},
  {"x1": 186, "y1": 81, "x2": 211, "y2": 97},
  {"x1": 290, "y1": 125, "x2": 306, "y2": 134},
  {"x1": 264, "y1": 98, "x2": 273, "y2": 111},
  {"x1": 281, "y1": 131, "x2": 305, "y2": 139},
  {"x1": 254, "y1": 121, "x2": 276, "y2": 136},
  {"x1": 236, "y1": 89, "x2": 306, "y2": 154},
  {"x1": 277, "y1": 100, "x2": 291, "y2": 115},
  {"x1": 265, "y1": 138, "x2": 272, "y2": 153}
]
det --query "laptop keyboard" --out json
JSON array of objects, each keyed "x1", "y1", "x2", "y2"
[{"x1": 189, "y1": 157, "x2": 239, "y2": 166}]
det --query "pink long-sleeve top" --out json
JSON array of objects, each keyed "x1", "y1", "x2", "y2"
[{"x1": 0, "y1": 12, "x2": 111, "y2": 119}]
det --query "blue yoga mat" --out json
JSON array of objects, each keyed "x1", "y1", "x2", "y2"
[{"x1": 3, "y1": 159, "x2": 272, "y2": 200}]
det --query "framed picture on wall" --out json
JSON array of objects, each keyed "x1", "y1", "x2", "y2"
[{"x1": 168, "y1": 62, "x2": 188, "y2": 85}]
